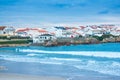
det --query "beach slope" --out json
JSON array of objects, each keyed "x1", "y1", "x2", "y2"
[{"x1": 0, "y1": 73, "x2": 66, "y2": 80}]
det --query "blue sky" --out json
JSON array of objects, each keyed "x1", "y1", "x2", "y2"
[{"x1": 0, "y1": 0, "x2": 120, "y2": 27}]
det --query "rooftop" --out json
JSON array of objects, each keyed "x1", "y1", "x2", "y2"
[{"x1": 0, "y1": 26, "x2": 6, "y2": 30}]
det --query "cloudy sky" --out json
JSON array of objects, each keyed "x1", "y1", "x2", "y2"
[{"x1": 0, "y1": 0, "x2": 120, "y2": 27}]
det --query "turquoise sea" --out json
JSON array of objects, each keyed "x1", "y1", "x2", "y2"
[{"x1": 0, "y1": 43, "x2": 120, "y2": 80}]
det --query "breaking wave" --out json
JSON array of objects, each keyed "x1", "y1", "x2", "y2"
[
  {"x1": 19, "y1": 49, "x2": 120, "y2": 58},
  {"x1": 1, "y1": 53, "x2": 120, "y2": 76},
  {"x1": 1, "y1": 44, "x2": 120, "y2": 77},
  {"x1": 0, "y1": 55, "x2": 63, "y2": 65},
  {"x1": 26, "y1": 53, "x2": 39, "y2": 57},
  {"x1": 1, "y1": 54, "x2": 120, "y2": 76}
]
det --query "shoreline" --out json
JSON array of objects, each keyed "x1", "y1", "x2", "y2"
[
  {"x1": 0, "y1": 41, "x2": 120, "y2": 48},
  {"x1": 0, "y1": 35, "x2": 120, "y2": 47}
]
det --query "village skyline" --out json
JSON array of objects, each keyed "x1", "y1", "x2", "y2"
[
  {"x1": 0, "y1": 24, "x2": 120, "y2": 37},
  {"x1": 1, "y1": 23, "x2": 120, "y2": 28},
  {"x1": 0, "y1": 23, "x2": 120, "y2": 46}
]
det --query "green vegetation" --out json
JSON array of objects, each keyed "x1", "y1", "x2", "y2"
[
  {"x1": 92, "y1": 34, "x2": 115, "y2": 41},
  {"x1": 0, "y1": 36, "x2": 7, "y2": 39},
  {"x1": 92, "y1": 36, "x2": 103, "y2": 41},
  {"x1": 0, "y1": 40, "x2": 30, "y2": 44},
  {"x1": 9, "y1": 36, "x2": 30, "y2": 39},
  {"x1": 0, "y1": 35, "x2": 33, "y2": 44},
  {"x1": 102, "y1": 34, "x2": 114, "y2": 38}
]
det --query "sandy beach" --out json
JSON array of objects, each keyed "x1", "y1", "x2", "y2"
[
  {"x1": 1, "y1": 73, "x2": 120, "y2": 80},
  {"x1": 0, "y1": 73, "x2": 66, "y2": 80}
]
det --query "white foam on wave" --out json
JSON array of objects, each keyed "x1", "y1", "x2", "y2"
[
  {"x1": 50, "y1": 57, "x2": 81, "y2": 61},
  {"x1": 19, "y1": 49, "x2": 120, "y2": 58},
  {"x1": 40, "y1": 61, "x2": 63, "y2": 65},
  {"x1": 112, "y1": 62, "x2": 120, "y2": 67},
  {"x1": 1, "y1": 54, "x2": 120, "y2": 76},
  {"x1": 26, "y1": 54, "x2": 39, "y2": 57},
  {"x1": 0, "y1": 54, "x2": 81, "y2": 63},
  {"x1": 0, "y1": 55, "x2": 63, "y2": 65},
  {"x1": 75, "y1": 60, "x2": 120, "y2": 76}
]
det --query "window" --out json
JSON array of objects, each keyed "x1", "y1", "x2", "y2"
[
  {"x1": 3, "y1": 32, "x2": 6, "y2": 34},
  {"x1": 40, "y1": 37, "x2": 42, "y2": 39},
  {"x1": 45, "y1": 37, "x2": 47, "y2": 39}
]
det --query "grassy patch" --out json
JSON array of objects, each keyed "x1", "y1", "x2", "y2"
[{"x1": 0, "y1": 40, "x2": 30, "y2": 44}]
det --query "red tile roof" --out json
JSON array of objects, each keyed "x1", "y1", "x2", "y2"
[
  {"x1": 16, "y1": 28, "x2": 29, "y2": 32},
  {"x1": 79, "y1": 26, "x2": 86, "y2": 29},
  {"x1": 51, "y1": 32, "x2": 55, "y2": 35},
  {"x1": 38, "y1": 29, "x2": 47, "y2": 33},
  {"x1": 0, "y1": 26, "x2": 6, "y2": 30},
  {"x1": 30, "y1": 28, "x2": 39, "y2": 30},
  {"x1": 16, "y1": 28, "x2": 48, "y2": 33},
  {"x1": 72, "y1": 27, "x2": 79, "y2": 30},
  {"x1": 91, "y1": 26, "x2": 97, "y2": 29}
]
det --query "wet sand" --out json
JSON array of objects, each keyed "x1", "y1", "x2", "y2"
[
  {"x1": 0, "y1": 73, "x2": 120, "y2": 80},
  {"x1": 0, "y1": 73, "x2": 66, "y2": 80},
  {"x1": 0, "y1": 60, "x2": 120, "y2": 80}
]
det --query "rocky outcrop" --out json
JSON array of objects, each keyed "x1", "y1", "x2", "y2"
[
  {"x1": 102, "y1": 36, "x2": 120, "y2": 43},
  {"x1": 43, "y1": 37, "x2": 100, "y2": 47},
  {"x1": 115, "y1": 36, "x2": 120, "y2": 42},
  {"x1": 102, "y1": 37, "x2": 115, "y2": 42},
  {"x1": 0, "y1": 36, "x2": 120, "y2": 47}
]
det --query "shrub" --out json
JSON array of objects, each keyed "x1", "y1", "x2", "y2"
[
  {"x1": 0, "y1": 40, "x2": 30, "y2": 44},
  {"x1": 0, "y1": 36, "x2": 7, "y2": 39},
  {"x1": 101, "y1": 34, "x2": 114, "y2": 38},
  {"x1": 92, "y1": 36, "x2": 103, "y2": 41},
  {"x1": 92, "y1": 34, "x2": 114, "y2": 41},
  {"x1": 10, "y1": 36, "x2": 30, "y2": 39}
]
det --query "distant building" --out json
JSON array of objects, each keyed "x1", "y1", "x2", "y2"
[
  {"x1": 16, "y1": 31, "x2": 28, "y2": 37},
  {"x1": 15, "y1": 28, "x2": 48, "y2": 37},
  {"x1": 15, "y1": 28, "x2": 29, "y2": 37},
  {"x1": 33, "y1": 34, "x2": 55, "y2": 43},
  {"x1": 53, "y1": 26, "x2": 80, "y2": 38},
  {"x1": 0, "y1": 26, "x2": 15, "y2": 36},
  {"x1": 111, "y1": 27, "x2": 120, "y2": 36},
  {"x1": 0, "y1": 26, "x2": 6, "y2": 35},
  {"x1": 92, "y1": 30, "x2": 104, "y2": 36},
  {"x1": 54, "y1": 26, "x2": 67, "y2": 37},
  {"x1": 4, "y1": 27, "x2": 15, "y2": 35}
]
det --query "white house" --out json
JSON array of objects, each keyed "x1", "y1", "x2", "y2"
[
  {"x1": 88, "y1": 26, "x2": 104, "y2": 36},
  {"x1": 15, "y1": 28, "x2": 48, "y2": 37},
  {"x1": 111, "y1": 27, "x2": 120, "y2": 36},
  {"x1": 16, "y1": 31, "x2": 28, "y2": 37},
  {"x1": 33, "y1": 34, "x2": 55, "y2": 43},
  {"x1": 0, "y1": 26, "x2": 6, "y2": 35},
  {"x1": 4, "y1": 27, "x2": 15, "y2": 35},
  {"x1": 50, "y1": 26, "x2": 66, "y2": 38},
  {"x1": 15, "y1": 28, "x2": 29, "y2": 37}
]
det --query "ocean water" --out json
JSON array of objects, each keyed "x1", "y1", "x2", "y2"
[{"x1": 0, "y1": 43, "x2": 120, "y2": 79}]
